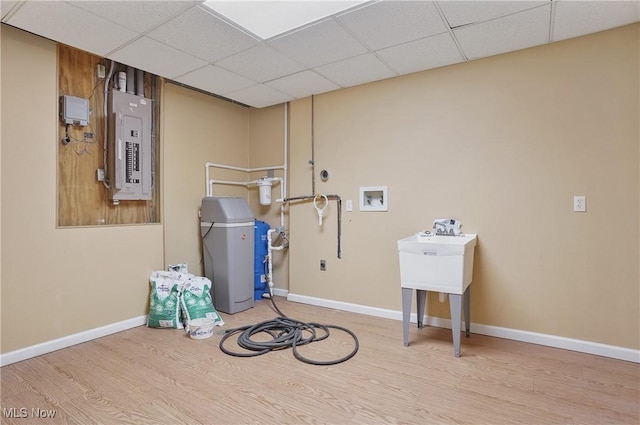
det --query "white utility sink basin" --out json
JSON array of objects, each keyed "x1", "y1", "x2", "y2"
[
  {"x1": 397, "y1": 233, "x2": 477, "y2": 357},
  {"x1": 397, "y1": 233, "x2": 476, "y2": 294}
]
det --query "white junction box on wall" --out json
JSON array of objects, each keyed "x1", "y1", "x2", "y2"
[
  {"x1": 60, "y1": 95, "x2": 90, "y2": 126},
  {"x1": 107, "y1": 90, "x2": 152, "y2": 202}
]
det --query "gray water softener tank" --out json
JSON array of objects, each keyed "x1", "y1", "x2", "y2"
[{"x1": 201, "y1": 197, "x2": 255, "y2": 314}]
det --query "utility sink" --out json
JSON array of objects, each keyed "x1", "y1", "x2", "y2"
[
  {"x1": 397, "y1": 233, "x2": 478, "y2": 356},
  {"x1": 397, "y1": 233, "x2": 476, "y2": 294}
]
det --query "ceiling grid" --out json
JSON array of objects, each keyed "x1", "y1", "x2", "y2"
[{"x1": 2, "y1": 0, "x2": 638, "y2": 108}]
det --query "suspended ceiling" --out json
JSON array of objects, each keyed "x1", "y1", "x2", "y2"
[{"x1": 2, "y1": 0, "x2": 638, "y2": 108}]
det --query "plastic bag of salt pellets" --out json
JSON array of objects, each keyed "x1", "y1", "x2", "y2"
[
  {"x1": 180, "y1": 276, "x2": 224, "y2": 327},
  {"x1": 147, "y1": 271, "x2": 184, "y2": 329},
  {"x1": 167, "y1": 263, "x2": 189, "y2": 274}
]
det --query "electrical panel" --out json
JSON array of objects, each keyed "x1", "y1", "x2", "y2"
[{"x1": 107, "y1": 90, "x2": 152, "y2": 202}]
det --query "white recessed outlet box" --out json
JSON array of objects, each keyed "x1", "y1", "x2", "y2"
[{"x1": 360, "y1": 186, "x2": 387, "y2": 211}]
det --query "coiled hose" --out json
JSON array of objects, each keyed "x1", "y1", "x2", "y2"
[{"x1": 218, "y1": 296, "x2": 359, "y2": 365}]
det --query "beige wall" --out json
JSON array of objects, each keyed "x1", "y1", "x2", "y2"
[
  {"x1": 1, "y1": 25, "x2": 164, "y2": 353},
  {"x1": 162, "y1": 90, "x2": 289, "y2": 289},
  {"x1": 288, "y1": 24, "x2": 639, "y2": 350},
  {"x1": 248, "y1": 105, "x2": 289, "y2": 291},
  {"x1": 162, "y1": 83, "x2": 250, "y2": 275},
  {"x1": 1, "y1": 22, "x2": 637, "y2": 355}
]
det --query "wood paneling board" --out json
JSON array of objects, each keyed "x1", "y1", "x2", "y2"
[{"x1": 57, "y1": 44, "x2": 159, "y2": 226}]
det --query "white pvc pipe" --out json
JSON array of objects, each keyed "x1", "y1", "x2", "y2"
[
  {"x1": 282, "y1": 103, "x2": 288, "y2": 230},
  {"x1": 208, "y1": 177, "x2": 283, "y2": 201},
  {"x1": 204, "y1": 162, "x2": 286, "y2": 198},
  {"x1": 266, "y1": 228, "x2": 285, "y2": 296}
]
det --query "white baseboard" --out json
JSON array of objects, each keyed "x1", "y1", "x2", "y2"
[
  {"x1": 287, "y1": 292, "x2": 640, "y2": 363},
  {"x1": 4, "y1": 293, "x2": 638, "y2": 366},
  {"x1": 0, "y1": 315, "x2": 147, "y2": 367}
]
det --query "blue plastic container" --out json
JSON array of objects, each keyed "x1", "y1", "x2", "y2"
[{"x1": 254, "y1": 220, "x2": 270, "y2": 300}]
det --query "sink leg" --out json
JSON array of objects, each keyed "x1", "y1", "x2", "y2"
[
  {"x1": 402, "y1": 288, "x2": 412, "y2": 346},
  {"x1": 416, "y1": 289, "x2": 426, "y2": 329},
  {"x1": 449, "y1": 293, "x2": 462, "y2": 357},
  {"x1": 463, "y1": 285, "x2": 471, "y2": 338}
]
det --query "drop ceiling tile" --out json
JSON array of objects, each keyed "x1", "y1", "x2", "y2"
[
  {"x1": 5, "y1": 1, "x2": 138, "y2": 56},
  {"x1": 376, "y1": 32, "x2": 464, "y2": 75},
  {"x1": 107, "y1": 36, "x2": 207, "y2": 79},
  {"x1": 553, "y1": 0, "x2": 640, "y2": 42},
  {"x1": 69, "y1": 1, "x2": 198, "y2": 34},
  {"x1": 226, "y1": 84, "x2": 294, "y2": 108},
  {"x1": 174, "y1": 65, "x2": 255, "y2": 96},
  {"x1": 1, "y1": 1, "x2": 20, "y2": 21},
  {"x1": 438, "y1": 0, "x2": 548, "y2": 28},
  {"x1": 265, "y1": 70, "x2": 340, "y2": 98},
  {"x1": 315, "y1": 53, "x2": 396, "y2": 88},
  {"x1": 147, "y1": 5, "x2": 260, "y2": 63},
  {"x1": 337, "y1": 0, "x2": 448, "y2": 50},
  {"x1": 269, "y1": 18, "x2": 368, "y2": 68},
  {"x1": 454, "y1": 4, "x2": 551, "y2": 60},
  {"x1": 216, "y1": 44, "x2": 306, "y2": 83}
]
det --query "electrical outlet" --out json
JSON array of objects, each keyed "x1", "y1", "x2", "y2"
[
  {"x1": 346, "y1": 200, "x2": 353, "y2": 212},
  {"x1": 96, "y1": 169, "x2": 105, "y2": 182},
  {"x1": 320, "y1": 260, "x2": 326, "y2": 271},
  {"x1": 573, "y1": 195, "x2": 586, "y2": 212}
]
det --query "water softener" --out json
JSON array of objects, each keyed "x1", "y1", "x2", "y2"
[
  {"x1": 201, "y1": 197, "x2": 254, "y2": 314},
  {"x1": 254, "y1": 220, "x2": 270, "y2": 300}
]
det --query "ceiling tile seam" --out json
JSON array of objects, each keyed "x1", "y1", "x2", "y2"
[
  {"x1": 100, "y1": 3, "x2": 210, "y2": 59},
  {"x1": 70, "y1": 0, "x2": 201, "y2": 38},
  {"x1": 307, "y1": 68, "x2": 346, "y2": 90},
  {"x1": 433, "y1": 1, "x2": 469, "y2": 61},
  {"x1": 170, "y1": 63, "x2": 247, "y2": 84},
  {"x1": 325, "y1": 15, "x2": 398, "y2": 78},
  {"x1": 368, "y1": 50, "x2": 401, "y2": 77},
  {"x1": 441, "y1": 2, "x2": 553, "y2": 32},
  {"x1": 330, "y1": 15, "x2": 378, "y2": 53},
  {"x1": 1, "y1": 1, "x2": 24, "y2": 22}
]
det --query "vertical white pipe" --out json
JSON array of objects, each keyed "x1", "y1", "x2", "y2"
[{"x1": 282, "y1": 103, "x2": 288, "y2": 229}]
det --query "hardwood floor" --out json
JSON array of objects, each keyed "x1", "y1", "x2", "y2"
[{"x1": 2, "y1": 297, "x2": 639, "y2": 424}]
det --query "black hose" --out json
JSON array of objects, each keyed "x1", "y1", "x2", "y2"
[{"x1": 218, "y1": 296, "x2": 359, "y2": 365}]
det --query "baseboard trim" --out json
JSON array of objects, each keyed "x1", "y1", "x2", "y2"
[
  {"x1": 4, "y1": 294, "x2": 638, "y2": 366},
  {"x1": 0, "y1": 315, "x2": 147, "y2": 367},
  {"x1": 286, "y1": 292, "x2": 640, "y2": 363}
]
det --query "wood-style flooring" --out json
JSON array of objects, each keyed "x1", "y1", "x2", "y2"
[{"x1": 2, "y1": 297, "x2": 639, "y2": 424}]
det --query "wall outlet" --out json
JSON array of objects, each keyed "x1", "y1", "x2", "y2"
[
  {"x1": 96, "y1": 168, "x2": 105, "y2": 182},
  {"x1": 573, "y1": 195, "x2": 586, "y2": 212},
  {"x1": 345, "y1": 200, "x2": 353, "y2": 212}
]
